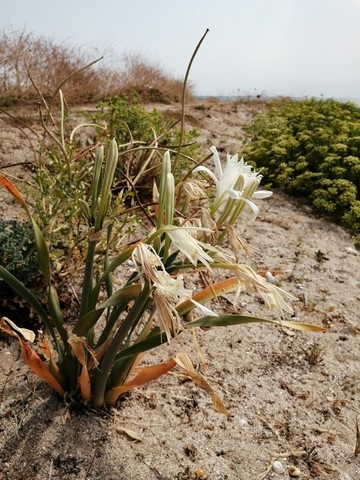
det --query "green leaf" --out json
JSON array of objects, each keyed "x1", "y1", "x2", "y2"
[
  {"x1": 97, "y1": 284, "x2": 141, "y2": 309},
  {"x1": 185, "y1": 314, "x2": 325, "y2": 332},
  {"x1": 73, "y1": 309, "x2": 104, "y2": 336},
  {"x1": 185, "y1": 314, "x2": 269, "y2": 329},
  {"x1": 74, "y1": 284, "x2": 140, "y2": 336},
  {"x1": 113, "y1": 327, "x2": 165, "y2": 362},
  {"x1": 48, "y1": 285, "x2": 68, "y2": 344},
  {"x1": 29, "y1": 217, "x2": 51, "y2": 285}
]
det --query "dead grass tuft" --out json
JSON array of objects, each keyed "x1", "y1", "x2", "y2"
[{"x1": 0, "y1": 27, "x2": 192, "y2": 105}]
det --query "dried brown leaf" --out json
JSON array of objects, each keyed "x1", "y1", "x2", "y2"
[
  {"x1": 175, "y1": 352, "x2": 229, "y2": 416},
  {"x1": 1, "y1": 316, "x2": 35, "y2": 343},
  {"x1": 105, "y1": 358, "x2": 177, "y2": 405},
  {"x1": 116, "y1": 427, "x2": 143, "y2": 442}
]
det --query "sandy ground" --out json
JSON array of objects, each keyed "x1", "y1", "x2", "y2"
[{"x1": 0, "y1": 99, "x2": 359, "y2": 480}]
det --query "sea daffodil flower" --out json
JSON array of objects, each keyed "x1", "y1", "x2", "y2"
[
  {"x1": 132, "y1": 243, "x2": 217, "y2": 340},
  {"x1": 193, "y1": 146, "x2": 272, "y2": 219},
  {"x1": 163, "y1": 226, "x2": 220, "y2": 268},
  {"x1": 231, "y1": 264, "x2": 297, "y2": 317}
]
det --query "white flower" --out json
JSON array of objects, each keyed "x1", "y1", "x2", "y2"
[
  {"x1": 153, "y1": 270, "x2": 192, "y2": 300},
  {"x1": 164, "y1": 226, "x2": 218, "y2": 268},
  {"x1": 227, "y1": 187, "x2": 272, "y2": 220},
  {"x1": 193, "y1": 146, "x2": 272, "y2": 219},
  {"x1": 132, "y1": 243, "x2": 218, "y2": 341},
  {"x1": 132, "y1": 242, "x2": 161, "y2": 285},
  {"x1": 231, "y1": 264, "x2": 297, "y2": 317},
  {"x1": 152, "y1": 271, "x2": 192, "y2": 340}
]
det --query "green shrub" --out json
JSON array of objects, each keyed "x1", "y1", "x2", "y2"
[
  {"x1": 0, "y1": 219, "x2": 39, "y2": 286},
  {"x1": 93, "y1": 94, "x2": 164, "y2": 145},
  {"x1": 92, "y1": 95, "x2": 201, "y2": 185},
  {"x1": 243, "y1": 98, "x2": 360, "y2": 237}
]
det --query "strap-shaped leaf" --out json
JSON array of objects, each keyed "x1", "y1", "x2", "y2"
[
  {"x1": 105, "y1": 358, "x2": 177, "y2": 405},
  {"x1": 176, "y1": 277, "x2": 239, "y2": 316},
  {"x1": 185, "y1": 314, "x2": 325, "y2": 332},
  {"x1": 0, "y1": 318, "x2": 65, "y2": 397}
]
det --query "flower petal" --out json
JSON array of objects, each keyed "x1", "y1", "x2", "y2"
[
  {"x1": 190, "y1": 299, "x2": 219, "y2": 317},
  {"x1": 210, "y1": 146, "x2": 223, "y2": 178},
  {"x1": 192, "y1": 165, "x2": 219, "y2": 186},
  {"x1": 252, "y1": 190, "x2": 273, "y2": 199}
]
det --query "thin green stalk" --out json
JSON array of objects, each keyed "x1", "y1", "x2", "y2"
[
  {"x1": 95, "y1": 302, "x2": 127, "y2": 349},
  {"x1": 105, "y1": 224, "x2": 113, "y2": 301},
  {"x1": 79, "y1": 239, "x2": 97, "y2": 318},
  {"x1": 173, "y1": 28, "x2": 209, "y2": 171}
]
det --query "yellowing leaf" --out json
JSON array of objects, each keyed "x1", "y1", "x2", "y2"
[
  {"x1": 177, "y1": 277, "x2": 239, "y2": 316},
  {"x1": 279, "y1": 320, "x2": 325, "y2": 332},
  {"x1": 38, "y1": 336, "x2": 64, "y2": 386},
  {"x1": 0, "y1": 319, "x2": 64, "y2": 397},
  {"x1": 175, "y1": 352, "x2": 229, "y2": 416},
  {"x1": 0, "y1": 173, "x2": 28, "y2": 210},
  {"x1": 68, "y1": 335, "x2": 93, "y2": 403},
  {"x1": 1, "y1": 316, "x2": 35, "y2": 342},
  {"x1": 39, "y1": 336, "x2": 52, "y2": 358},
  {"x1": 105, "y1": 359, "x2": 177, "y2": 405}
]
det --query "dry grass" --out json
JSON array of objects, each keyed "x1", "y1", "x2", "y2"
[
  {"x1": 0, "y1": 27, "x2": 192, "y2": 105},
  {"x1": 118, "y1": 52, "x2": 192, "y2": 103}
]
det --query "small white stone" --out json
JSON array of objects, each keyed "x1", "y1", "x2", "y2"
[
  {"x1": 345, "y1": 247, "x2": 358, "y2": 255},
  {"x1": 265, "y1": 271, "x2": 276, "y2": 284},
  {"x1": 272, "y1": 460, "x2": 285, "y2": 474},
  {"x1": 239, "y1": 418, "x2": 248, "y2": 429}
]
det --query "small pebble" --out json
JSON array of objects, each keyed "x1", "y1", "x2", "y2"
[
  {"x1": 239, "y1": 418, "x2": 248, "y2": 429},
  {"x1": 345, "y1": 247, "x2": 358, "y2": 255},
  {"x1": 272, "y1": 460, "x2": 285, "y2": 474},
  {"x1": 289, "y1": 465, "x2": 301, "y2": 477},
  {"x1": 265, "y1": 271, "x2": 275, "y2": 284}
]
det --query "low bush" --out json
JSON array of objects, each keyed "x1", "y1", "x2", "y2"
[
  {"x1": 0, "y1": 219, "x2": 39, "y2": 286},
  {"x1": 243, "y1": 98, "x2": 360, "y2": 239},
  {"x1": 93, "y1": 95, "x2": 201, "y2": 185}
]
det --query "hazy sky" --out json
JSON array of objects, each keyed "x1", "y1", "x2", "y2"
[{"x1": 2, "y1": 0, "x2": 360, "y2": 98}]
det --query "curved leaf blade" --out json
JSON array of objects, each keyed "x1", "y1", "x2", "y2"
[{"x1": 185, "y1": 314, "x2": 325, "y2": 332}]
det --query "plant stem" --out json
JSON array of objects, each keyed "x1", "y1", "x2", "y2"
[
  {"x1": 173, "y1": 28, "x2": 209, "y2": 171},
  {"x1": 79, "y1": 239, "x2": 97, "y2": 318},
  {"x1": 93, "y1": 284, "x2": 151, "y2": 407}
]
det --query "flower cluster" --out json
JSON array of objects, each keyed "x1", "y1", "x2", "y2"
[{"x1": 194, "y1": 146, "x2": 272, "y2": 222}]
